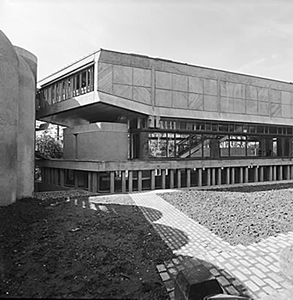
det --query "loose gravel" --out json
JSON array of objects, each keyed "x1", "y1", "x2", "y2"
[{"x1": 160, "y1": 186, "x2": 293, "y2": 246}]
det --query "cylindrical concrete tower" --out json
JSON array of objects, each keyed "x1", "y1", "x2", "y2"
[{"x1": 0, "y1": 31, "x2": 37, "y2": 206}]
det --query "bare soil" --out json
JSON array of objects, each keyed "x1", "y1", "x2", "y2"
[{"x1": 0, "y1": 193, "x2": 174, "y2": 299}]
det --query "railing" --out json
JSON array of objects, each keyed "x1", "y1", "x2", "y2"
[{"x1": 36, "y1": 158, "x2": 293, "y2": 194}]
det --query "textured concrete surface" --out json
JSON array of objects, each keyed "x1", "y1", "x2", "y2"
[
  {"x1": 130, "y1": 191, "x2": 293, "y2": 300},
  {"x1": 0, "y1": 31, "x2": 37, "y2": 206}
]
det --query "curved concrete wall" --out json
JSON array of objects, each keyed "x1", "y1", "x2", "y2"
[{"x1": 0, "y1": 31, "x2": 37, "y2": 206}]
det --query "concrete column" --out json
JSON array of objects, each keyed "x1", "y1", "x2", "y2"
[
  {"x1": 74, "y1": 171, "x2": 79, "y2": 188},
  {"x1": 110, "y1": 171, "x2": 115, "y2": 194},
  {"x1": 128, "y1": 171, "x2": 133, "y2": 192},
  {"x1": 278, "y1": 166, "x2": 283, "y2": 181},
  {"x1": 138, "y1": 170, "x2": 142, "y2": 192},
  {"x1": 161, "y1": 169, "x2": 166, "y2": 189},
  {"x1": 212, "y1": 168, "x2": 216, "y2": 185},
  {"x1": 259, "y1": 167, "x2": 264, "y2": 182},
  {"x1": 244, "y1": 167, "x2": 249, "y2": 183},
  {"x1": 217, "y1": 168, "x2": 221, "y2": 185},
  {"x1": 198, "y1": 169, "x2": 202, "y2": 187},
  {"x1": 151, "y1": 170, "x2": 155, "y2": 190},
  {"x1": 273, "y1": 166, "x2": 277, "y2": 181},
  {"x1": 286, "y1": 166, "x2": 290, "y2": 180},
  {"x1": 226, "y1": 168, "x2": 230, "y2": 185},
  {"x1": 169, "y1": 169, "x2": 174, "y2": 189},
  {"x1": 87, "y1": 172, "x2": 92, "y2": 191},
  {"x1": 269, "y1": 166, "x2": 273, "y2": 181},
  {"x1": 291, "y1": 166, "x2": 293, "y2": 180},
  {"x1": 92, "y1": 172, "x2": 98, "y2": 192},
  {"x1": 239, "y1": 167, "x2": 243, "y2": 183},
  {"x1": 254, "y1": 167, "x2": 258, "y2": 182},
  {"x1": 207, "y1": 168, "x2": 211, "y2": 186},
  {"x1": 186, "y1": 169, "x2": 191, "y2": 188},
  {"x1": 121, "y1": 171, "x2": 126, "y2": 193},
  {"x1": 231, "y1": 167, "x2": 235, "y2": 184},
  {"x1": 177, "y1": 169, "x2": 181, "y2": 188}
]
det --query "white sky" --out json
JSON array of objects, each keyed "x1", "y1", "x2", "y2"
[{"x1": 2, "y1": 0, "x2": 293, "y2": 82}]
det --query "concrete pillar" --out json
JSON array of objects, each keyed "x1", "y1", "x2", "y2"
[
  {"x1": 278, "y1": 166, "x2": 283, "y2": 181},
  {"x1": 151, "y1": 170, "x2": 155, "y2": 190},
  {"x1": 128, "y1": 171, "x2": 133, "y2": 192},
  {"x1": 161, "y1": 169, "x2": 166, "y2": 189},
  {"x1": 286, "y1": 166, "x2": 290, "y2": 180},
  {"x1": 231, "y1": 167, "x2": 235, "y2": 184},
  {"x1": 121, "y1": 171, "x2": 126, "y2": 193},
  {"x1": 74, "y1": 171, "x2": 79, "y2": 188},
  {"x1": 254, "y1": 167, "x2": 258, "y2": 182},
  {"x1": 207, "y1": 168, "x2": 211, "y2": 186},
  {"x1": 269, "y1": 166, "x2": 273, "y2": 181},
  {"x1": 186, "y1": 169, "x2": 191, "y2": 188},
  {"x1": 259, "y1": 167, "x2": 264, "y2": 182},
  {"x1": 217, "y1": 168, "x2": 222, "y2": 185},
  {"x1": 92, "y1": 172, "x2": 98, "y2": 192},
  {"x1": 198, "y1": 169, "x2": 202, "y2": 187},
  {"x1": 212, "y1": 168, "x2": 216, "y2": 185},
  {"x1": 169, "y1": 169, "x2": 174, "y2": 189},
  {"x1": 239, "y1": 167, "x2": 243, "y2": 183},
  {"x1": 87, "y1": 172, "x2": 92, "y2": 191},
  {"x1": 138, "y1": 170, "x2": 142, "y2": 192},
  {"x1": 273, "y1": 166, "x2": 277, "y2": 181},
  {"x1": 226, "y1": 168, "x2": 230, "y2": 185},
  {"x1": 244, "y1": 167, "x2": 249, "y2": 183},
  {"x1": 177, "y1": 169, "x2": 181, "y2": 188},
  {"x1": 291, "y1": 166, "x2": 293, "y2": 180},
  {"x1": 110, "y1": 171, "x2": 115, "y2": 194}
]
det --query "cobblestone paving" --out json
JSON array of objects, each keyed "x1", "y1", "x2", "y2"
[{"x1": 130, "y1": 191, "x2": 293, "y2": 300}]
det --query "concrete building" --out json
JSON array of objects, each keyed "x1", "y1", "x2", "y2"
[
  {"x1": 37, "y1": 49, "x2": 293, "y2": 193},
  {"x1": 0, "y1": 31, "x2": 37, "y2": 206}
]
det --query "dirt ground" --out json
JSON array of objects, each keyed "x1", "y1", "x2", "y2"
[{"x1": 0, "y1": 193, "x2": 174, "y2": 299}]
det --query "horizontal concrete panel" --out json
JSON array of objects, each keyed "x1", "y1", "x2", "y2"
[
  {"x1": 113, "y1": 65, "x2": 132, "y2": 85},
  {"x1": 189, "y1": 76, "x2": 203, "y2": 94},
  {"x1": 98, "y1": 62, "x2": 113, "y2": 93},
  {"x1": 220, "y1": 81, "x2": 233, "y2": 98},
  {"x1": 133, "y1": 86, "x2": 151, "y2": 105},
  {"x1": 234, "y1": 98, "x2": 245, "y2": 114},
  {"x1": 258, "y1": 101, "x2": 269, "y2": 116},
  {"x1": 220, "y1": 97, "x2": 233, "y2": 113},
  {"x1": 156, "y1": 71, "x2": 172, "y2": 89},
  {"x1": 133, "y1": 67, "x2": 151, "y2": 87},
  {"x1": 282, "y1": 104, "x2": 292, "y2": 118},
  {"x1": 113, "y1": 83, "x2": 132, "y2": 99},
  {"x1": 204, "y1": 78, "x2": 217, "y2": 95},
  {"x1": 172, "y1": 73, "x2": 188, "y2": 92},
  {"x1": 281, "y1": 91, "x2": 292, "y2": 105},
  {"x1": 172, "y1": 91, "x2": 188, "y2": 108},
  {"x1": 270, "y1": 88, "x2": 281, "y2": 103},
  {"x1": 188, "y1": 93, "x2": 203, "y2": 110},
  {"x1": 257, "y1": 87, "x2": 269, "y2": 102},
  {"x1": 271, "y1": 103, "x2": 282, "y2": 117},
  {"x1": 155, "y1": 89, "x2": 172, "y2": 107},
  {"x1": 204, "y1": 95, "x2": 218, "y2": 112},
  {"x1": 234, "y1": 83, "x2": 246, "y2": 99},
  {"x1": 246, "y1": 85, "x2": 257, "y2": 100},
  {"x1": 246, "y1": 100, "x2": 258, "y2": 115}
]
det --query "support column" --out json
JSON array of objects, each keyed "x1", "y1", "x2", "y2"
[
  {"x1": 231, "y1": 167, "x2": 235, "y2": 184},
  {"x1": 239, "y1": 167, "x2": 243, "y2": 183},
  {"x1": 212, "y1": 168, "x2": 216, "y2": 185},
  {"x1": 161, "y1": 169, "x2": 166, "y2": 189},
  {"x1": 278, "y1": 166, "x2": 283, "y2": 181},
  {"x1": 92, "y1": 172, "x2": 98, "y2": 192},
  {"x1": 207, "y1": 168, "x2": 211, "y2": 186},
  {"x1": 217, "y1": 168, "x2": 222, "y2": 185},
  {"x1": 186, "y1": 169, "x2": 191, "y2": 188},
  {"x1": 74, "y1": 170, "x2": 79, "y2": 188},
  {"x1": 128, "y1": 171, "x2": 133, "y2": 192},
  {"x1": 138, "y1": 170, "x2": 142, "y2": 192},
  {"x1": 110, "y1": 171, "x2": 115, "y2": 194},
  {"x1": 121, "y1": 171, "x2": 126, "y2": 193},
  {"x1": 254, "y1": 167, "x2": 258, "y2": 182},
  {"x1": 169, "y1": 169, "x2": 174, "y2": 189},
  {"x1": 273, "y1": 166, "x2": 277, "y2": 181},
  {"x1": 87, "y1": 172, "x2": 92, "y2": 191},
  {"x1": 244, "y1": 167, "x2": 249, "y2": 183},
  {"x1": 259, "y1": 167, "x2": 264, "y2": 182},
  {"x1": 286, "y1": 166, "x2": 290, "y2": 180},
  {"x1": 151, "y1": 170, "x2": 155, "y2": 190},
  {"x1": 198, "y1": 169, "x2": 202, "y2": 187},
  {"x1": 291, "y1": 166, "x2": 293, "y2": 180},
  {"x1": 226, "y1": 168, "x2": 230, "y2": 185},
  {"x1": 269, "y1": 166, "x2": 273, "y2": 181},
  {"x1": 177, "y1": 169, "x2": 181, "y2": 188}
]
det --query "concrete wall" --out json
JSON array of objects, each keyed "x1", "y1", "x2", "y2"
[
  {"x1": 97, "y1": 50, "x2": 293, "y2": 126},
  {"x1": 63, "y1": 122, "x2": 128, "y2": 161},
  {"x1": 0, "y1": 31, "x2": 37, "y2": 206}
]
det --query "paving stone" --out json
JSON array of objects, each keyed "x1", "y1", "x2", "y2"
[
  {"x1": 160, "y1": 272, "x2": 171, "y2": 281},
  {"x1": 156, "y1": 264, "x2": 166, "y2": 272},
  {"x1": 250, "y1": 267, "x2": 266, "y2": 278},
  {"x1": 263, "y1": 278, "x2": 281, "y2": 289},
  {"x1": 245, "y1": 280, "x2": 260, "y2": 292},
  {"x1": 250, "y1": 275, "x2": 266, "y2": 286}
]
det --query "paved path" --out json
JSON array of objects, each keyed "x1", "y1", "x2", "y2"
[{"x1": 129, "y1": 191, "x2": 293, "y2": 300}]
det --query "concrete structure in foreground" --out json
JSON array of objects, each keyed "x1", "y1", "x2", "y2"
[
  {"x1": 0, "y1": 31, "x2": 37, "y2": 206},
  {"x1": 37, "y1": 49, "x2": 293, "y2": 193}
]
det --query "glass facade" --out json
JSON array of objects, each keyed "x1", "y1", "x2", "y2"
[{"x1": 130, "y1": 118, "x2": 293, "y2": 159}]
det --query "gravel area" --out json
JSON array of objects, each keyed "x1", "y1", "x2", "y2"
[{"x1": 160, "y1": 186, "x2": 293, "y2": 246}]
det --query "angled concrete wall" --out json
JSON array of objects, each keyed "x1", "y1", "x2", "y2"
[{"x1": 0, "y1": 31, "x2": 37, "y2": 206}]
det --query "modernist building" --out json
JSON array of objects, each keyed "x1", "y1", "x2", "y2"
[{"x1": 37, "y1": 49, "x2": 293, "y2": 193}]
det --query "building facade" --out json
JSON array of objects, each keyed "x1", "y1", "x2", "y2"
[{"x1": 37, "y1": 49, "x2": 293, "y2": 193}]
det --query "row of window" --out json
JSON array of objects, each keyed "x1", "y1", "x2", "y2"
[
  {"x1": 39, "y1": 65, "x2": 94, "y2": 105},
  {"x1": 146, "y1": 132, "x2": 292, "y2": 159}
]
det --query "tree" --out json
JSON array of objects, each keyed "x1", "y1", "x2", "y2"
[{"x1": 35, "y1": 134, "x2": 63, "y2": 158}]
